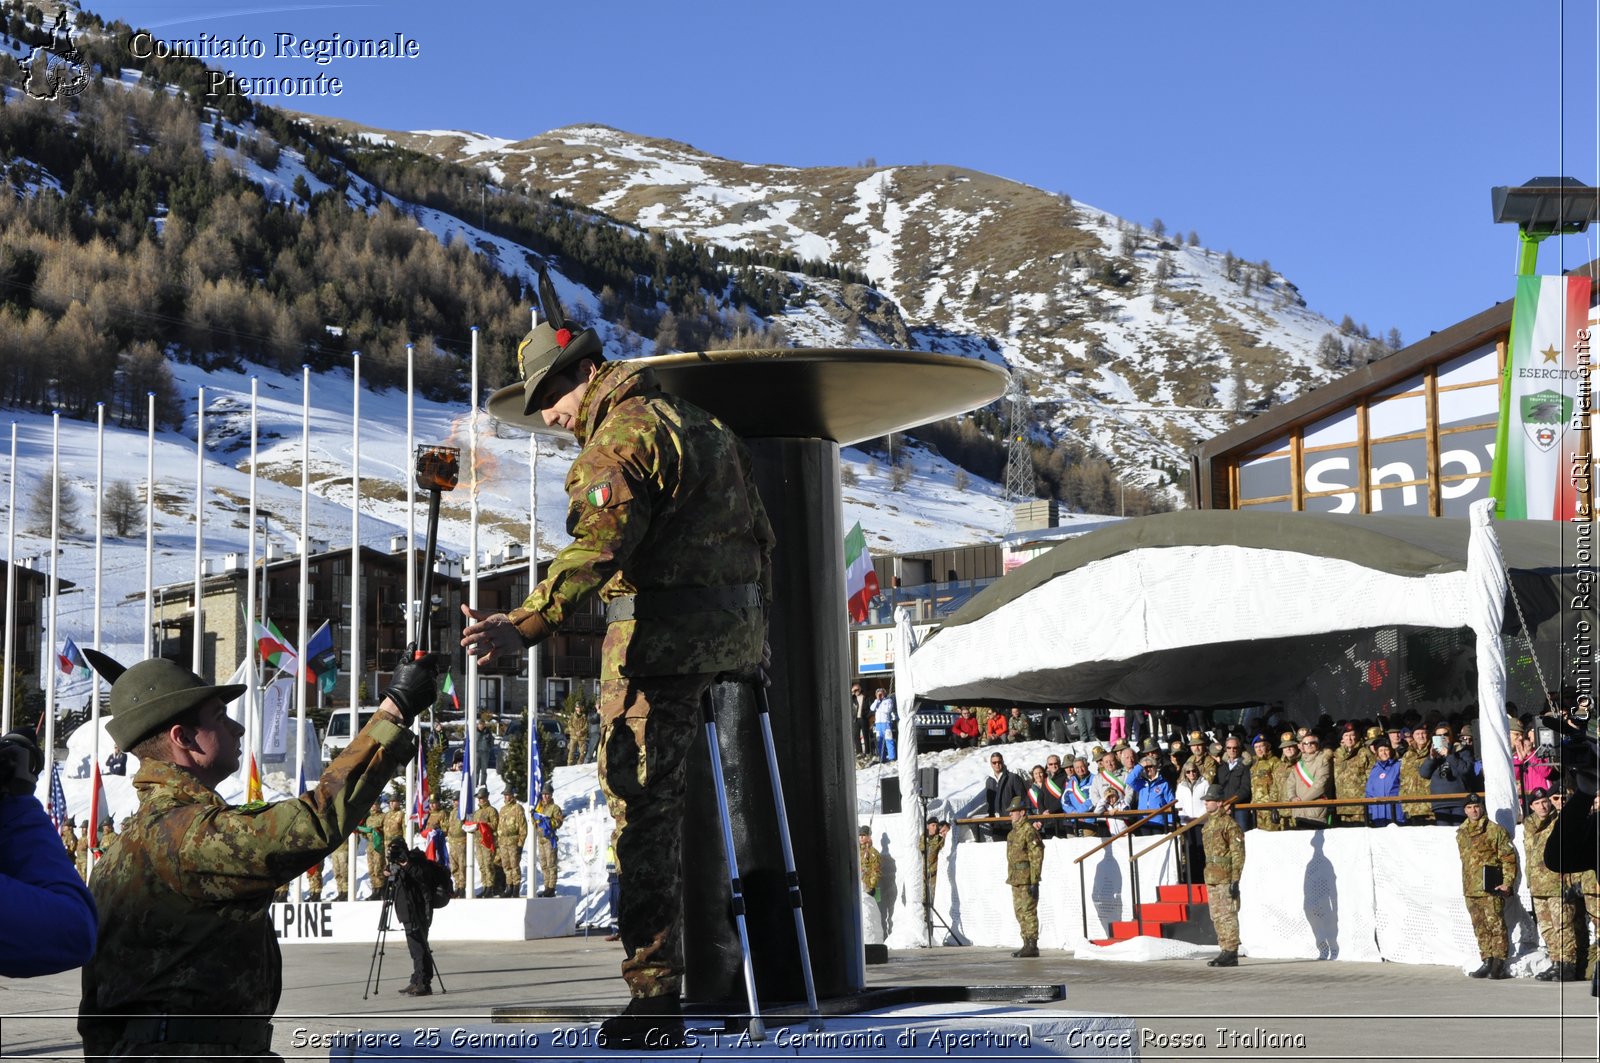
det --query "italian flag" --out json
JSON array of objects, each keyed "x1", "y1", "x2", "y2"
[
  {"x1": 442, "y1": 672, "x2": 459, "y2": 710},
  {"x1": 255, "y1": 619, "x2": 299, "y2": 676},
  {"x1": 1491, "y1": 274, "x2": 1594, "y2": 519},
  {"x1": 844, "y1": 520, "x2": 880, "y2": 623}
]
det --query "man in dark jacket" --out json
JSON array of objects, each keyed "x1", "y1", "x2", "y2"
[
  {"x1": 1215, "y1": 735, "x2": 1252, "y2": 831},
  {"x1": 984, "y1": 752, "x2": 1027, "y2": 842},
  {"x1": 387, "y1": 840, "x2": 449, "y2": 996},
  {"x1": 1418, "y1": 723, "x2": 1478, "y2": 825}
]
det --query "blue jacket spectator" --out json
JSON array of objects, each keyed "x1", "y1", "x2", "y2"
[
  {"x1": 1366, "y1": 740, "x2": 1405, "y2": 825},
  {"x1": 1130, "y1": 760, "x2": 1175, "y2": 829},
  {"x1": 2, "y1": 789, "x2": 98, "y2": 976},
  {"x1": 1416, "y1": 727, "x2": 1477, "y2": 824}
]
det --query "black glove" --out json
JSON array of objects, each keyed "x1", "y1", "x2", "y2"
[
  {"x1": 385, "y1": 644, "x2": 440, "y2": 722},
  {"x1": 0, "y1": 730, "x2": 44, "y2": 796},
  {"x1": 1027, "y1": 883, "x2": 1040, "y2": 902},
  {"x1": 1229, "y1": 882, "x2": 1240, "y2": 900}
]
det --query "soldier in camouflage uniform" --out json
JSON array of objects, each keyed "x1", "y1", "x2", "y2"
[
  {"x1": 360, "y1": 796, "x2": 389, "y2": 897},
  {"x1": 1184, "y1": 731, "x2": 1218, "y2": 783},
  {"x1": 530, "y1": 782, "x2": 563, "y2": 897},
  {"x1": 77, "y1": 651, "x2": 433, "y2": 1060},
  {"x1": 497, "y1": 788, "x2": 529, "y2": 896},
  {"x1": 75, "y1": 819, "x2": 92, "y2": 880},
  {"x1": 61, "y1": 818, "x2": 80, "y2": 879},
  {"x1": 383, "y1": 787, "x2": 408, "y2": 854},
  {"x1": 1004, "y1": 797, "x2": 1044, "y2": 957},
  {"x1": 443, "y1": 796, "x2": 467, "y2": 897},
  {"x1": 465, "y1": 784, "x2": 499, "y2": 896},
  {"x1": 919, "y1": 816, "x2": 946, "y2": 892},
  {"x1": 1525, "y1": 789, "x2": 1580, "y2": 981},
  {"x1": 303, "y1": 856, "x2": 323, "y2": 901},
  {"x1": 1271, "y1": 732, "x2": 1299, "y2": 829},
  {"x1": 1399, "y1": 726, "x2": 1436, "y2": 825},
  {"x1": 1201, "y1": 784, "x2": 1245, "y2": 966},
  {"x1": 566, "y1": 702, "x2": 589, "y2": 765},
  {"x1": 1332, "y1": 724, "x2": 1376, "y2": 827},
  {"x1": 858, "y1": 825, "x2": 882, "y2": 897},
  {"x1": 1248, "y1": 735, "x2": 1280, "y2": 831},
  {"x1": 1006, "y1": 706, "x2": 1031, "y2": 743},
  {"x1": 1457, "y1": 793, "x2": 1517, "y2": 979},
  {"x1": 332, "y1": 835, "x2": 350, "y2": 901},
  {"x1": 96, "y1": 819, "x2": 118, "y2": 855},
  {"x1": 461, "y1": 292, "x2": 773, "y2": 1051}
]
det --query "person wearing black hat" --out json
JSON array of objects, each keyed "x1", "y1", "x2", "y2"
[
  {"x1": 1004, "y1": 796, "x2": 1043, "y2": 958},
  {"x1": 1524, "y1": 788, "x2": 1580, "y2": 981},
  {"x1": 386, "y1": 839, "x2": 451, "y2": 996},
  {"x1": 1457, "y1": 793, "x2": 1517, "y2": 979},
  {"x1": 460, "y1": 272, "x2": 773, "y2": 1050},
  {"x1": 78, "y1": 649, "x2": 436, "y2": 1059},
  {"x1": 1200, "y1": 784, "x2": 1245, "y2": 967},
  {"x1": 1365, "y1": 733, "x2": 1405, "y2": 825}
]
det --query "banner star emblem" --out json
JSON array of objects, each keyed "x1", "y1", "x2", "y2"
[{"x1": 1542, "y1": 345, "x2": 1560, "y2": 363}]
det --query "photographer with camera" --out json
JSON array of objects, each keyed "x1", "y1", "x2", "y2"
[
  {"x1": 385, "y1": 839, "x2": 451, "y2": 996},
  {"x1": 1, "y1": 729, "x2": 97, "y2": 977},
  {"x1": 77, "y1": 647, "x2": 437, "y2": 1060}
]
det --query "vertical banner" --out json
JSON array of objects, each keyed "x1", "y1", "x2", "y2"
[{"x1": 1492, "y1": 274, "x2": 1594, "y2": 518}]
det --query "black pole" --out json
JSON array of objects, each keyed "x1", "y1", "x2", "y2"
[{"x1": 417, "y1": 489, "x2": 442, "y2": 653}]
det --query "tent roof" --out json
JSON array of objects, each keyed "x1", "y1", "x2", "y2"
[{"x1": 913, "y1": 511, "x2": 1587, "y2": 707}]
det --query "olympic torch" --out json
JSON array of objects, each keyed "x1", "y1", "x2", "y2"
[{"x1": 413, "y1": 444, "x2": 460, "y2": 653}]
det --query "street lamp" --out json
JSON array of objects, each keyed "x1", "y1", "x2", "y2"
[{"x1": 1490, "y1": 176, "x2": 1598, "y2": 272}]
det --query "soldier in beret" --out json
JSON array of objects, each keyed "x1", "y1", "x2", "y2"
[
  {"x1": 1201, "y1": 784, "x2": 1245, "y2": 967},
  {"x1": 78, "y1": 650, "x2": 435, "y2": 1060},
  {"x1": 459, "y1": 275, "x2": 773, "y2": 1050},
  {"x1": 1004, "y1": 796, "x2": 1043, "y2": 958},
  {"x1": 1458, "y1": 793, "x2": 1517, "y2": 979},
  {"x1": 1248, "y1": 734, "x2": 1280, "y2": 831},
  {"x1": 1525, "y1": 788, "x2": 1580, "y2": 981},
  {"x1": 1332, "y1": 723, "x2": 1375, "y2": 827},
  {"x1": 1183, "y1": 730, "x2": 1217, "y2": 784}
]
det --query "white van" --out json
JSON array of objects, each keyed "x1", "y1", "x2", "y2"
[{"x1": 321, "y1": 707, "x2": 379, "y2": 763}]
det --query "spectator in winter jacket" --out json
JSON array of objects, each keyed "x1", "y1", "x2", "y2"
[
  {"x1": 1061, "y1": 757, "x2": 1096, "y2": 834},
  {"x1": 1174, "y1": 762, "x2": 1209, "y2": 822},
  {"x1": 983, "y1": 752, "x2": 1026, "y2": 843},
  {"x1": 985, "y1": 710, "x2": 1009, "y2": 745},
  {"x1": 1366, "y1": 736, "x2": 1405, "y2": 825},
  {"x1": 1215, "y1": 735, "x2": 1252, "y2": 832},
  {"x1": 1132, "y1": 755, "x2": 1176, "y2": 832},
  {"x1": 1418, "y1": 723, "x2": 1478, "y2": 824},
  {"x1": 1025, "y1": 764, "x2": 1060, "y2": 834},
  {"x1": 951, "y1": 707, "x2": 981, "y2": 749},
  {"x1": 1510, "y1": 719, "x2": 1553, "y2": 803}
]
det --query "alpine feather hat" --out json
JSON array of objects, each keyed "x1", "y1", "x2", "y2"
[
  {"x1": 105, "y1": 658, "x2": 246, "y2": 749},
  {"x1": 511, "y1": 267, "x2": 602, "y2": 416}
]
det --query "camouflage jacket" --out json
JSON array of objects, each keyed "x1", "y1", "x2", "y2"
[
  {"x1": 1399, "y1": 746, "x2": 1432, "y2": 801},
  {"x1": 1333, "y1": 744, "x2": 1375, "y2": 800},
  {"x1": 532, "y1": 798, "x2": 563, "y2": 841},
  {"x1": 515, "y1": 363, "x2": 774, "y2": 678},
  {"x1": 1249, "y1": 753, "x2": 1280, "y2": 803},
  {"x1": 78, "y1": 717, "x2": 413, "y2": 1049},
  {"x1": 1456, "y1": 817, "x2": 1518, "y2": 897},
  {"x1": 1201, "y1": 812, "x2": 1246, "y2": 885},
  {"x1": 919, "y1": 831, "x2": 945, "y2": 878},
  {"x1": 859, "y1": 842, "x2": 882, "y2": 894},
  {"x1": 498, "y1": 800, "x2": 528, "y2": 847},
  {"x1": 1185, "y1": 752, "x2": 1219, "y2": 784},
  {"x1": 1005, "y1": 820, "x2": 1044, "y2": 887},
  {"x1": 466, "y1": 803, "x2": 498, "y2": 843},
  {"x1": 1523, "y1": 812, "x2": 1574, "y2": 896},
  {"x1": 443, "y1": 806, "x2": 466, "y2": 840},
  {"x1": 382, "y1": 808, "x2": 406, "y2": 845}
]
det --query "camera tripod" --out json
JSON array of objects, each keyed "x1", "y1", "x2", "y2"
[{"x1": 363, "y1": 871, "x2": 447, "y2": 998}]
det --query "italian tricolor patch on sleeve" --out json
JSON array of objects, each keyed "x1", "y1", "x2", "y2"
[{"x1": 587, "y1": 483, "x2": 613, "y2": 507}]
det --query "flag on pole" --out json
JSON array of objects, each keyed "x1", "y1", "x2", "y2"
[
  {"x1": 411, "y1": 736, "x2": 429, "y2": 827},
  {"x1": 48, "y1": 761, "x2": 68, "y2": 829},
  {"x1": 254, "y1": 619, "x2": 299, "y2": 675},
  {"x1": 442, "y1": 672, "x2": 459, "y2": 711},
  {"x1": 1490, "y1": 273, "x2": 1595, "y2": 519},
  {"x1": 87, "y1": 764, "x2": 104, "y2": 859},
  {"x1": 303, "y1": 621, "x2": 338, "y2": 694},
  {"x1": 843, "y1": 521, "x2": 880, "y2": 623},
  {"x1": 297, "y1": 758, "x2": 308, "y2": 796},
  {"x1": 528, "y1": 719, "x2": 543, "y2": 806},
  {"x1": 247, "y1": 754, "x2": 262, "y2": 802},
  {"x1": 459, "y1": 735, "x2": 473, "y2": 816},
  {"x1": 58, "y1": 636, "x2": 85, "y2": 675}
]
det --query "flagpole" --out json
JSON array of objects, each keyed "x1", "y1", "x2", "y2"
[
  {"x1": 526, "y1": 430, "x2": 538, "y2": 896},
  {"x1": 2, "y1": 422, "x2": 16, "y2": 734},
  {"x1": 44, "y1": 411, "x2": 60, "y2": 792},
  {"x1": 405, "y1": 342, "x2": 417, "y2": 846},
  {"x1": 92, "y1": 402, "x2": 104, "y2": 782},
  {"x1": 351, "y1": 352, "x2": 361, "y2": 713},
  {"x1": 297, "y1": 365, "x2": 312, "y2": 898},
  {"x1": 144, "y1": 391, "x2": 155, "y2": 658},
  {"x1": 192, "y1": 387, "x2": 205, "y2": 676},
  {"x1": 244, "y1": 377, "x2": 260, "y2": 797},
  {"x1": 467, "y1": 327, "x2": 481, "y2": 901}
]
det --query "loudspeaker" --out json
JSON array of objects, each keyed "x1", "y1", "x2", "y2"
[
  {"x1": 880, "y1": 777, "x2": 900, "y2": 814},
  {"x1": 918, "y1": 766, "x2": 939, "y2": 799}
]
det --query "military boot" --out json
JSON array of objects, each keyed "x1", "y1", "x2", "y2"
[
  {"x1": 1488, "y1": 958, "x2": 1511, "y2": 980},
  {"x1": 598, "y1": 994, "x2": 685, "y2": 1051},
  {"x1": 1012, "y1": 939, "x2": 1039, "y2": 958},
  {"x1": 1558, "y1": 962, "x2": 1580, "y2": 982},
  {"x1": 1468, "y1": 959, "x2": 1492, "y2": 978},
  {"x1": 1536, "y1": 963, "x2": 1561, "y2": 981},
  {"x1": 1207, "y1": 950, "x2": 1238, "y2": 968}
]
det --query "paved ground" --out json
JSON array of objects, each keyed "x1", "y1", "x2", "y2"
[{"x1": 3, "y1": 932, "x2": 1596, "y2": 1061}]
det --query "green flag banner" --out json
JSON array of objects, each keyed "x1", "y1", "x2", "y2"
[{"x1": 1490, "y1": 275, "x2": 1593, "y2": 519}]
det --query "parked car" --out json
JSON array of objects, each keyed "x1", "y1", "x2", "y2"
[
  {"x1": 912, "y1": 702, "x2": 958, "y2": 751},
  {"x1": 321, "y1": 706, "x2": 379, "y2": 763}
]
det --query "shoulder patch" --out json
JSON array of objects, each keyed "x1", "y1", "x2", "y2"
[{"x1": 587, "y1": 483, "x2": 613, "y2": 507}]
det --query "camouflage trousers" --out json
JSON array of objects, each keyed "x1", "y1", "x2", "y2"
[
  {"x1": 598, "y1": 672, "x2": 715, "y2": 1000},
  {"x1": 1011, "y1": 885, "x2": 1039, "y2": 941},
  {"x1": 1464, "y1": 895, "x2": 1508, "y2": 959},
  {"x1": 448, "y1": 836, "x2": 466, "y2": 893},
  {"x1": 1531, "y1": 895, "x2": 1579, "y2": 964},
  {"x1": 333, "y1": 845, "x2": 348, "y2": 898},
  {"x1": 1208, "y1": 879, "x2": 1240, "y2": 950},
  {"x1": 304, "y1": 860, "x2": 322, "y2": 900},
  {"x1": 537, "y1": 834, "x2": 558, "y2": 891},
  {"x1": 366, "y1": 845, "x2": 386, "y2": 896},
  {"x1": 475, "y1": 838, "x2": 496, "y2": 890},
  {"x1": 500, "y1": 843, "x2": 524, "y2": 894},
  {"x1": 1584, "y1": 892, "x2": 1600, "y2": 978},
  {"x1": 1253, "y1": 807, "x2": 1282, "y2": 832}
]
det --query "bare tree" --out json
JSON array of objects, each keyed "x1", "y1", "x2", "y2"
[
  {"x1": 104, "y1": 480, "x2": 139, "y2": 536},
  {"x1": 26, "y1": 470, "x2": 82, "y2": 536}
]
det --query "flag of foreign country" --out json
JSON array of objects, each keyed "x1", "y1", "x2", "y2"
[
  {"x1": 255, "y1": 619, "x2": 299, "y2": 675},
  {"x1": 459, "y1": 738, "x2": 473, "y2": 816},
  {"x1": 303, "y1": 621, "x2": 338, "y2": 694},
  {"x1": 247, "y1": 754, "x2": 262, "y2": 803},
  {"x1": 48, "y1": 761, "x2": 68, "y2": 829},
  {"x1": 1491, "y1": 274, "x2": 1595, "y2": 519},
  {"x1": 87, "y1": 764, "x2": 104, "y2": 860},
  {"x1": 57, "y1": 636, "x2": 84, "y2": 675},
  {"x1": 843, "y1": 521, "x2": 881, "y2": 623},
  {"x1": 442, "y1": 672, "x2": 459, "y2": 711}
]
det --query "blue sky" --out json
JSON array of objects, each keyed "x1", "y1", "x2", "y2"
[{"x1": 100, "y1": 1, "x2": 1599, "y2": 349}]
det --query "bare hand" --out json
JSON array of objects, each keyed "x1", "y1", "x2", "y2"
[{"x1": 459, "y1": 603, "x2": 521, "y2": 665}]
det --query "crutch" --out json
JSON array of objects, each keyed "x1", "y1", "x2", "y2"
[
  {"x1": 750, "y1": 678, "x2": 822, "y2": 1031},
  {"x1": 699, "y1": 687, "x2": 766, "y2": 1042}
]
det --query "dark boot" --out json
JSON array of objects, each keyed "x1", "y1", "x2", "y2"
[
  {"x1": 1488, "y1": 958, "x2": 1511, "y2": 980},
  {"x1": 1468, "y1": 959, "x2": 1492, "y2": 978},
  {"x1": 1011, "y1": 938, "x2": 1039, "y2": 958},
  {"x1": 1536, "y1": 963, "x2": 1560, "y2": 981},
  {"x1": 598, "y1": 995, "x2": 685, "y2": 1052},
  {"x1": 1207, "y1": 950, "x2": 1238, "y2": 967},
  {"x1": 1559, "y1": 962, "x2": 1580, "y2": 982}
]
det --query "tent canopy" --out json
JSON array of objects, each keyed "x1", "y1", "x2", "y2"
[{"x1": 911, "y1": 510, "x2": 1587, "y2": 707}]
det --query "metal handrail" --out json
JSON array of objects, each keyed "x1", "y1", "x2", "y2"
[{"x1": 1070, "y1": 801, "x2": 1179, "y2": 864}]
